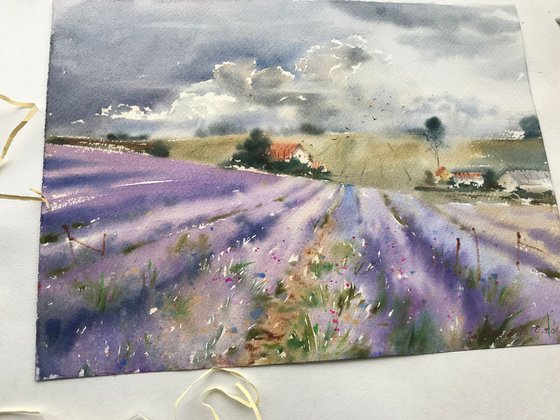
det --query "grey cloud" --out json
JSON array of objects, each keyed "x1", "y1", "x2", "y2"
[
  {"x1": 252, "y1": 67, "x2": 294, "y2": 90},
  {"x1": 331, "y1": 2, "x2": 520, "y2": 57},
  {"x1": 478, "y1": 49, "x2": 529, "y2": 81},
  {"x1": 407, "y1": 94, "x2": 497, "y2": 118},
  {"x1": 213, "y1": 61, "x2": 254, "y2": 97},
  {"x1": 403, "y1": 94, "x2": 502, "y2": 136},
  {"x1": 399, "y1": 30, "x2": 517, "y2": 59},
  {"x1": 331, "y1": 2, "x2": 518, "y2": 34},
  {"x1": 296, "y1": 36, "x2": 373, "y2": 81}
]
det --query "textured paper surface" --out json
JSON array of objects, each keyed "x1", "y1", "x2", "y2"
[{"x1": 36, "y1": 0, "x2": 560, "y2": 380}]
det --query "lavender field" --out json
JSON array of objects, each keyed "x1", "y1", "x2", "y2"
[{"x1": 36, "y1": 144, "x2": 560, "y2": 380}]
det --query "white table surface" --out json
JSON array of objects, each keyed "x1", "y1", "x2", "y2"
[{"x1": 1, "y1": 1, "x2": 559, "y2": 419}]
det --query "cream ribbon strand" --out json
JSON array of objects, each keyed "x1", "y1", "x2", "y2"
[
  {"x1": 0, "y1": 93, "x2": 37, "y2": 164},
  {"x1": 174, "y1": 368, "x2": 262, "y2": 420},
  {"x1": 2, "y1": 368, "x2": 262, "y2": 419},
  {"x1": 0, "y1": 93, "x2": 47, "y2": 206},
  {"x1": 0, "y1": 188, "x2": 49, "y2": 208},
  {"x1": 0, "y1": 410, "x2": 43, "y2": 418}
]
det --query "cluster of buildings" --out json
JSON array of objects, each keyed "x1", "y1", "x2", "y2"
[
  {"x1": 495, "y1": 130, "x2": 526, "y2": 141},
  {"x1": 263, "y1": 141, "x2": 553, "y2": 195},
  {"x1": 435, "y1": 166, "x2": 553, "y2": 193}
]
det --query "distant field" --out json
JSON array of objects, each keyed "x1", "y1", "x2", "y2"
[
  {"x1": 167, "y1": 133, "x2": 550, "y2": 190},
  {"x1": 168, "y1": 134, "x2": 245, "y2": 166},
  {"x1": 455, "y1": 139, "x2": 549, "y2": 171},
  {"x1": 48, "y1": 134, "x2": 550, "y2": 190}
]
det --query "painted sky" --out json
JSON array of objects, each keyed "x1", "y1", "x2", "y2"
[{"x1": 47, "y1": 0, "x2": 537, "y2": 138}]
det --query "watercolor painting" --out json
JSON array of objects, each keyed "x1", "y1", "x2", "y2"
[{"x1": 37, "y1": 0, "x2": 560, "y2": 380}]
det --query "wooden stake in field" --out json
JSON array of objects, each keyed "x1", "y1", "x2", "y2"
[
  {"x1": 516, "y1": 232, "x2": 521, "y2": 271},
  {"x1": 472, "y1": 228, "x2": 481, "y2": 283},
  {"x1": 62, "y1": 224, "x2": 106, "y2": 259},
  {"x1": 454, "y1": 237, "x2": 462, "y2": 276},
  {"x1": 62, "y1": 224, "x2": 76, "y2": 263},
  {"x1": 101, "y1": 233, "x2": 107, "y2": 256}
]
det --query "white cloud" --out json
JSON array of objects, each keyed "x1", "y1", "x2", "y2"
[
  {"x1": 99, "y1": 104, "x2": 167, "y2": 121},
  {"x1": 168, "y1": 92, "x2": 238, "y2": 121},
  {"x1": 96, "y1": 34, "x2": 517, "y2": 137},
  {"x1": 295, "y1": 35, "x2": 378, "y2": 81},
  {"x1": 252, "y1": 66, "x2": 295, "y2": 90},
  {"x1": 213, "y1": 61, "x2": 255, "y2": 97},
  {"x1": 97, "y1": 35, "x2": 386, "y2": 133}
]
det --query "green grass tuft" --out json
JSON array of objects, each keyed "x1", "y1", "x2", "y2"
[
  {"x1": 172, "y1": 233, "x2": 211, "y2": 255},
  {"x1": 335, "y1": 283, "x2": 362, "y2": 316},
  {"x1": 40, "y1": 232, "x2": 59, "y2": 244},
  {"x1": 162, "y1": 293, "x2": 191, "y2": 320},
  {"x1": 122, "y1": 241, "x2": 147, "y2": 255},
  {"x1": 206, "y1": 209, "x2": 242, "y2": 224},
  {"x1": 140, "y1": 260, "x2": 158, "y2": 289},
  {"x1": 72, "y1": 273, "x2": 122, "y2": 312},
  {"x1": 390, "y1": 305, "x2": 445, "y2": 355}
]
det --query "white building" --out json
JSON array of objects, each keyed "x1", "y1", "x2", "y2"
[
  {"x1": 498, "y1": 170, "x2": 553, "y2": 193},
  {"x1": 450, "y1": 170, "x2": 485, "y2": 188}
]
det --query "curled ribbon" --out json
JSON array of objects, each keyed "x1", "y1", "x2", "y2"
[
  {"x1": 0, "y1": 188, "x2": 49, "y2": 208},
  {"x1": 0, "y1": 411, "x2": 43, "y2": 418},
  {"x1": 0, "y1": 93, "x2": 47, "y2": 206},
  {"x1": 174, "y1": 367, "x2": 262, "y2": 420},
  {"x1": 1, "y1": 369, "x2": 262, "y2": 419},
  {"x1": 0, "y1": 93, "x2": 37, "y2": 164}
]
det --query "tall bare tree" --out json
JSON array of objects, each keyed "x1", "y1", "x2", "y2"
[{"x1": 423, "y1": 116, "x2": 446, "y2": 169}]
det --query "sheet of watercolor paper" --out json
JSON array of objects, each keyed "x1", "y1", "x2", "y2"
[{"x1": 36, "y1": 0, "x2": 560, "y2": 380}]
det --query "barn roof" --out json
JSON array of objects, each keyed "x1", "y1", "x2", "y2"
[
  {"x1": 450, "y1": 167, "x2": 485, "y2": 175},
  {"x1": 435, "y1": 166, "x2": 449, "y2": 176},
  {"x1": 500, "y1": 170, "x2": 551, "y2": 185},
  {"x1": 269, "y1": 143, "x2": 300, "y2": 155},
  {"x1": 453, "y1": 172, "x2": 484, "y2": 180}
]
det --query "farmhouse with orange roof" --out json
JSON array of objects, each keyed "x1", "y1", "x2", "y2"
[
  {"x1": 267, "y1": 142, "x2": 311, "y2": 164},
  {"x1": 435, "y1": 166, "x2": 451, "y2": 182},
  {"x1": 450, "y1": 168, "x2": 485, "y2": 187}
]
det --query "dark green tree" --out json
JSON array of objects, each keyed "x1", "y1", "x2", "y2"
[
  {"x1": 519, "y1": 115, "x2": 542, "y2": 138},
  {"x1": 483, "y1": 169, "x2": 499, "y2": 190},
  {"x1": 145, "y1": 140, "x2": 170, "y2": 157},
  {"x1": 424, "y1": 170, "x2": 436, "y2": 186},
  {"x1": 231, "y1": 128, "x2": 271, "y2": 169},
  {"x1": 423, "y1": 116, "x2": 446, "y2": 169},
  {"x1": 107, "y1": 133, "x2": 149, "y2": 141}
]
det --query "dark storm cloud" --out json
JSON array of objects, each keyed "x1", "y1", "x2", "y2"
[
  {"x1": 399, "y1": 31, "x2": 517, "y2": 60},
  {"x1": 331, "y1": 2, "x2": 520, "y2": 58},
  {"x1": 331, "y1": 2, "x2": 518, "y2": 33},
  {"x1": 46, "y1": 63, "x2": 175, "y2": 128},
  {"x1": 46, "y1": 0, "x2": 353, "y2": 133}
]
